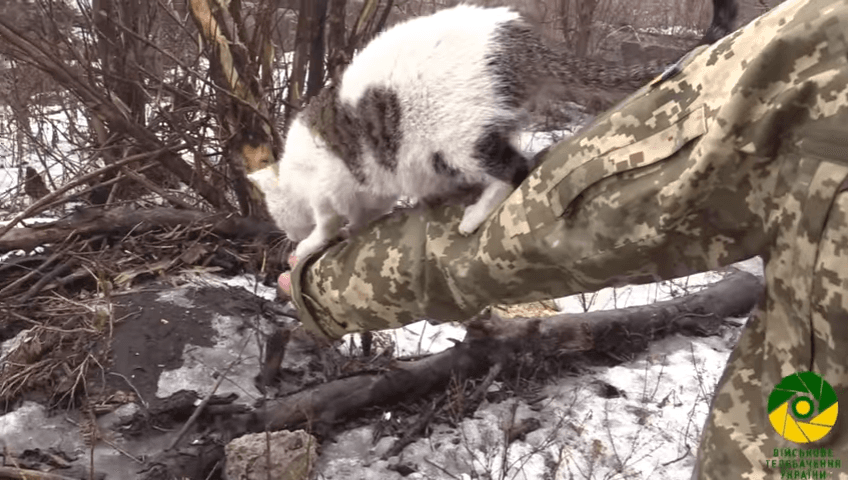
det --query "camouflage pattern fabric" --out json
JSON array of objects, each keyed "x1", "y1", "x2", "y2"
[{"x1": 288, "y1": 0, "x2": 848, "y2": 477}]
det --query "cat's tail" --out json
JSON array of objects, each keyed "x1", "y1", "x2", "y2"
[
  {"x1": 698, "y1": 0, "x2": 739, "y2": 46},
  {"x1": 538, "y1": 0, "x2": 739, "y2": 91}
]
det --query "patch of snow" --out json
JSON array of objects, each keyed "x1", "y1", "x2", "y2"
[
  {"x1": 318, "y1": 331, "x2": 737, "y2": 480},
  {"x1": 0, "y1": 216, "x2": 58, "y2": 227},
  {"x1": 0, "y1": 249, "x2": 26, "y2": 263},
  {"x1": 554, "y1": 270, "x2": 726, "y2": 314},
  {"x1": 96, "y1": 403, "x2": 141, "y2": 431},
  {"x1": 171, "y1": 271, "x2": 279, "y2": 302},
  {"x1": 342, "y1": 320, "x2": 468, "y2": 359},
  {"x1": 518, "y1": 130, "x2": 573, "y2": 155},
  {"x1": 157, "y1": 311, "x2": 267, "y2": 400},
  {"x1": 0, "y1": 168, "x2": 16, "y2": 194},
  {"x1": 217, "y1": 273, "x2": 279, "y2": 301},
  {"x1": 0, "y1": 399, "x2": 182, "y2": 479},
  {"x1": 642, "y1": 25, "x2": 702, "y2": 37},
  {"x1": 555, "y1": 258, "x2": 763, "y2": 314},
  {"x1": 0, "y1": 328, "x2": 33, "y2": 366},
  {"x1": 0, "y1": 244, "x2": 48, "y2": 263},
  {"x1": 731, "y1": 256, "x2": 764, "y2": 278},
  {"x1": 0, "y1": 401, "x2": 83, "y2": 455},
  {"x1": 350, "y1": 258, "x2": 762, "y2": 360},
  {"x1": 156, "y1": 287, "x2": 196, "y2": 309}
]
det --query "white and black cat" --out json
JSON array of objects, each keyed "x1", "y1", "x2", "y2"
[{"x1": 250, "y1": 1, "x2": 737, "y2": 259}]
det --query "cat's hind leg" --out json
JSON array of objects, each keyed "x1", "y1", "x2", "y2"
[
  {"x1": 458, "y1": 180, "x2": 515, "y2": 234},
  {"x1": 459, "y1": 131, "x2": 530, "y2": 235}
]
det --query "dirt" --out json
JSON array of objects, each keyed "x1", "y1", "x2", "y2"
[
  {"x1": 106, "y1": 283, "x2": 279, "y2": 407},
  {"x1": 108, "y1": 287, "x2": 218, "y2": 406},
  {"x1": 1, "y1": 277, "x2": 293, "y2": 479}
]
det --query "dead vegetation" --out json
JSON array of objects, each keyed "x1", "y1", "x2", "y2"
[{"x1": 0, "y1": 206, "x2": 288, "y2": 410}]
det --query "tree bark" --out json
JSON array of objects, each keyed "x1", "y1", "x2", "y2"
[
  {"x1": 188, "y1": 0, "x2": 278, "y2": 220},
  {"x1": 575, "y1": 0, "x2": 599, "y2": 57},
  {"x1": 326, "y1": 0, "x2": 348, "y2": 83},
  {"x1": 306, "y1": 0, "x2": 329, "y2": 99},
  {"x1": 284, "y1": 0, "x2": 312, "y2": 127}
]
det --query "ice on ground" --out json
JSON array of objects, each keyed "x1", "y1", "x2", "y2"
[
  {"x1": 0, "y1": 401, "x2": 83, "y2": 454},
  {"x1": 155, "y1": 309, "x2": 267, "y2": 400}
]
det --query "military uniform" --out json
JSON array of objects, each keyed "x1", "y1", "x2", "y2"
[{"x1": 288, "y1": 0, "x2": 848, "y2": 477}]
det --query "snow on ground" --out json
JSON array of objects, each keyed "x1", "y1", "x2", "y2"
[
  {"x1": 0, "y1": 216, "x2": 58, "y2": 227},
  {"x1": 317, "y1": 257, "x2": 762, "y2": 480},
  {"x1": 555, "y1": 270, "x2": 726, "y2": 314},
  {"x1": 349, "y1": 258, "x2": 762, "y2": 360},
  {"x1": 171, "y1": 269, "x2": 280, "y2": 302},
  {"x1": 643, "y1": 26, "x2": 702, "y2": 37},
  {"x1": 319, "y1": 331, "x2": 738, "y2": 480},
  {"x1": 0, "y1": 215, "x2": 60, "y2": 262},
  {"x1": 0, "y1": 244, "x2": 48, "y2": 263},
  {"x1": 518, "y1": 130, "x2": 573, "y2": 155}
]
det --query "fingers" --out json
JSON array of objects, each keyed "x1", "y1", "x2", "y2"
[
  {"x1": 278, "y1": 271, "x2": 292, "y2": 296},
  {"x1": 277, "y1": 254, "x2": 298, "y2": 297}
]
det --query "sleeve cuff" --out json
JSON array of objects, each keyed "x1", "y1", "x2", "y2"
[{"x1": 288, "y1": 250, "x2": 341, "y2": 340}]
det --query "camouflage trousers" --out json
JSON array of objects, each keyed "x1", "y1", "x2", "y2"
[{"x1": 289, "y1": 0, "x2": 848, "y2": 477}]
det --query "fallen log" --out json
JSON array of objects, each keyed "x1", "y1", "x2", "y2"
[
  {"x1": 0, "y1": 206, "x2": 279, "y2": 253},
  {"x1": 0, "y1": 466, "x2": 103, "y2": 480},
  {"x1": 245, "y1": 270, "x2": 763, "y2": 434}
]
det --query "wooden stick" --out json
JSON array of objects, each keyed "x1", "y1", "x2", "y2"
[
  {"x1": 0, "y1": 466, "x2": 82, "y2": 480},
  {"x1": 0, "y1": 147, "x2": 177, "y2": 239}
]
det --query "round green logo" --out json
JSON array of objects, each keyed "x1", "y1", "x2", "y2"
[{"x1": 768, "y1": 372, "x2": 838, "y2": 443}]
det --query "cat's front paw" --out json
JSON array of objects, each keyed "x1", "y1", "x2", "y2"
[
  {"x1": 294, "y1": 237, "x2": 327, "y2": 259},
  {"x1": 458, "y1": 207, "x2": 488, "y2": 236}
]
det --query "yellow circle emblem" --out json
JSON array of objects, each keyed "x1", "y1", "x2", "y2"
[{"x1": 768, "y1": 372, "x2": 838, "y2": 443}]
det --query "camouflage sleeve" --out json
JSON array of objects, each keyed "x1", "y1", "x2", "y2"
[{"x1": 290, "y1": 0, "x2": 848, "y2": 343}]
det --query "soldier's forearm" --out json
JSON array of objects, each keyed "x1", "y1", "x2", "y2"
[{"x1": 289, "y1": 0, "x2": 847, "y2": 340}]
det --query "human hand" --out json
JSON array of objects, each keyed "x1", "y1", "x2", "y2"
[{"x1": 277, "y1": 253, "x2": 297, "y2": 298}]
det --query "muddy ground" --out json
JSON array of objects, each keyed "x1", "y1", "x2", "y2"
[{"x1": 1, "y1": 276, "x2": 317, "y2": 479}]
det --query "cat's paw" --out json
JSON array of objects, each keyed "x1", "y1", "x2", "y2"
[
  {"x1": 458, "y1": 207, "x2": 488, "y2": 235},
  {"x1": 294, "y1": 237, "x2": 327, "y2": 259}
]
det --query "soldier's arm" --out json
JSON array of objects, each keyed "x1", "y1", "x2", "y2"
[{"x1": 288, "y1": 0, "x2": 848, "y2": 340}]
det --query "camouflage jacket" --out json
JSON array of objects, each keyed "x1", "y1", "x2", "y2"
[{"x1": 290, "y1": 0, "x2": 848, "y2": 477}]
